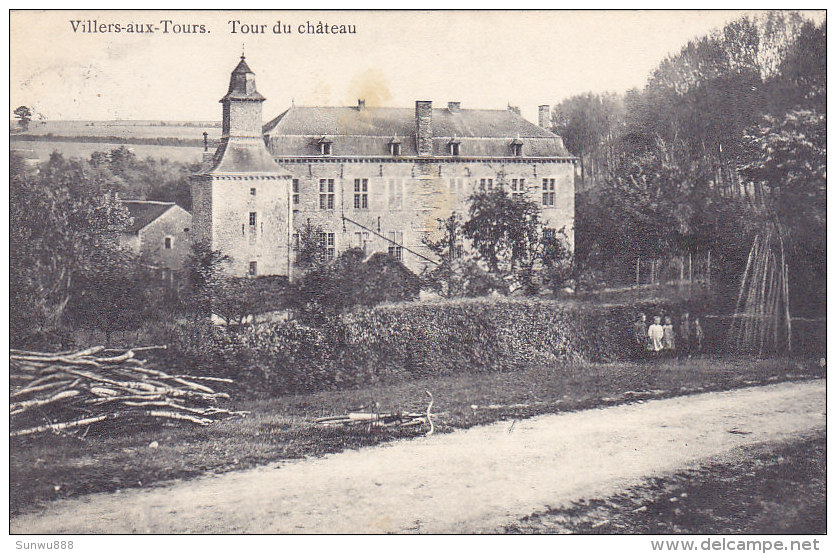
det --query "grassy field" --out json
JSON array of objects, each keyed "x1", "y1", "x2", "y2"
[
  {"x1": 10, "y1": 356, "x2": 824, "y2": 516},
  {"x1": 504, "y1": 434, "x2": 826, "y2": 534},
  {"x1": 11, "y1": 140, "x2": 205, "y2": 163},
  {"x1": 13, "y1": 120, "x2": 221, "y2": 140}
]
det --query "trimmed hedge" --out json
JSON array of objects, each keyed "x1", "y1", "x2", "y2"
[{"x1": 166, "y1": 297, "x2": 680, "y2": 396}]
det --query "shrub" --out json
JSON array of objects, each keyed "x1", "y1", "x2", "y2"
[{"x1": 166, "y1": 297, "x2": 682, "y2": 397}]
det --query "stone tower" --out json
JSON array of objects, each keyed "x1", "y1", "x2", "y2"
[{"x1": 191, "y1": 56, "x2": 293, "y2": 277}]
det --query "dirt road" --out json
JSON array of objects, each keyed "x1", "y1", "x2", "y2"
[{"x1": 12, "y1": 380, "x2": 825, "y2": 534}]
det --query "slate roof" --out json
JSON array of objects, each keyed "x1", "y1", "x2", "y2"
[
  {"x1": 263, "y1": 105, "x2": 572, "y2": 158},
  {"x1": 221, "y1": 56, "x2": 266, "y2": 102},
  {"x1": 204, "y1": 137, "x2": 291, "y2": 175},
  {"x1": 264, "y1": 106, "x2": 557, "y2": 139},
  {"x1": 121, "y1": 201, "x2": 179, "y2": 234}
]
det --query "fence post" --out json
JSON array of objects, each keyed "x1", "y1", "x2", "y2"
[
  {"x1": 707, "y1": 250, "x2": 712, "y2": 286},
  {"x1": 689, "y1": 252, "x2": 693, "y2": 284}
]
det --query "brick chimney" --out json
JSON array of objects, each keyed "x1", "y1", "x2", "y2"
[
  {"x1": 447, "y1": 101, "x2": 461, "y2": 113},
  {"x1": 415, "y1": 100, "x2": 433, "y2": 157},
  {"x1": 202, "y1": 131, "x2": 214, "y2": 168},
  {"x1": 538, "y1": 105, "x2": 550, "y2": 129}
]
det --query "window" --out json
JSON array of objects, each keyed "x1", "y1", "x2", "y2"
[
  {"x1": 320, "y1": 141, "x2": 332, "y2": 156},
  {"x1": 184, "y1": 227, "x2": 190, "y2": 233},
  {"x1": 354, "y1": 231, "x2": 370, "y2": 252},
  {"x1": 318, "y1": 231, "x2": 336, "y2": 261},
  {"x1": 388, "y1": 231, "x2": 403, "y2": 261},
  {"x1": 164, "y1": 236, "x2": 173, "y2": 249},
  {"x1": 543, "y1": 227, "x2": 557, "y2": 240},
  {"x1": 248, "y1": 261, "x2": 257, "y2": 276},
  {"x1": 354, "y1": 178, "x2": 369, "y2": 210},
  {"x1": 249, "y1": 212, "x2": 257, "y2": 226},
  {"x1": 542, "y1": 178, "x2": 556, "y2": 206},
  {"x1": 512, "y1": 143, "x2": 523, "y2": 157},
  {"x1": 387, "y1": 179, "x2": 403, "y2": 210},
  {"x1": 250, "y1": 187, "x2": 257, "y2": 196},
  {"x1": 292, "y1": 179, "x2": 299, "y2": 205},
  {"x1": 390, "y1": 142, "x2": 401, "y2": 156},
  {"x1": 480, "y1": 178, "x2": 493, "y2": 191},
  {"x1": 511, "y1": 178, "x2": 525, "y2": 200},
  {"x1": 292, "y1": 233, "x2": 300, "y2": 262},
  {"x1": 319, "y1": 179, "x2": 335, "y2": 210},
  {"x1": 449, "y1": 142, "x2": 460, "y2": 156}
]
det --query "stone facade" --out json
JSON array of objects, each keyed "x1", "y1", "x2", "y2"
[
  {"x1": 191, "y1": 173, "x2": 292, "y2": 276},
  {"x1": 120, "y1": 201, "x2": 192, "y2": 272},
  {"x1": 193, "y1": 57, "x2": 576, "y2": 279},
  {"x1": 191, "y1": 56, "x2": 293, "y2": 278},
  {"x1": 280, "y1": 159, "x2": 574, "y2": 278}
]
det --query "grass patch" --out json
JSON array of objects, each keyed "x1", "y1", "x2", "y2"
[
  {"x1": 10, "y1": 356, "x2": 824, "y2": 517},
  {"x1": 503, "y1": 433, "x2": 826, "y2": 534}
]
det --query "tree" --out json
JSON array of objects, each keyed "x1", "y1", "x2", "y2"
[
  {"x1": 64, "y1": 249, "x2": 146, "y2": 346},
  {"x1": 295, "y1": 221, "x2": 329, "y2": 270},
  {"x1": 184, "y1": 240, "x2": 230, "y2": 316},
  {"x1": 553, "y1": 92, "x2": 625, "y2": 187},
  {"x1": 292, "y1": 247, "x2": 421, "y2": 323},
  {"x1": 422, "y1": 213, "x2": 467, "y2": 297},
  {"x1": 184, "y1": 240, "x2": 291, "y2": 325},
  {"x1": 464, "y1": 187, "x2": 565, "y2": 295},
  {"x1": 738, "y1": 108, "x2": 826, "y2": 319},
  {"x1": 541, "y1": 227, "x2": 575, "y2": 296},
  {"x1": 84, "y1": 146, "x2": 198, "y2": 206},
  {"x1": 13, "y1": 106, "x2": 32, "y2": 131},
  {"x1": 10, "y1": 152, "x2": 133, "y2": 347},
  {"x1": 359, "y1": 253, "x2": 422, "y2": 306}
]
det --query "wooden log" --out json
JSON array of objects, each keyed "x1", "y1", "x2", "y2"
[
  {"x1": 10, "y1": 346, "x2": 103, "y2": 357},
  {"x1": 11, "y1": 379, "x2": 75, "y2": 398},
  {"x1": 87, "y1": 394, "x2": 168, "y2": 404},
  {"x1": 170, "y1": 377, "x2": 215, "y2": 394},
  {"x1": 93, "y1": 351, "x2": 135, "y2": 364},
  {"x1": 10, "y1": 354, "x2": 100, "y2": 366},
  {"x1": 101, "y1": 345, "x2": 167, "y2": 353},
  {"x1": 16, "y1": 373, "x2": 67, "y2": 389},
  {"x1": 144, "y1": 410, "x2": 213, "y2": 425},
  {"x1": 10, "y1": 414, "x2": 112, "y2": 437},
  {"x1": 88, "y1": 386, "x2": 122, "y2": 397},
  {"x1": 10, "y1": 390, "x2": 80, "y2": 415}
]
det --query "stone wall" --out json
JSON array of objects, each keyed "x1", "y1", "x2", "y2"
[
  {"x1": 208, "y1": 175, "x2": 292, "y2": 277},
  {"x1": 280, "y1": 159, "x2": 575, "y2": 276},
  {"x1": 137, "y1": 206, "x2": 192, "y2": 271},
  {"x1": 222, "y1": 101, "x2": 263, "y2": 138}
]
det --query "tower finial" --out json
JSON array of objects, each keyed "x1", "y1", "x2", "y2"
[{"x1": 241, "y1": 43, "x2": 245, "y2": 59}]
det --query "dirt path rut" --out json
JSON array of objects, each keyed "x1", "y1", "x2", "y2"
[{"x1": 12, "y1": 380, "x2": 825, "y2": 534}]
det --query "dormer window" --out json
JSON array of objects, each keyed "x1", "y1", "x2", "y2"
[
  {"x1": 389, "y1": 137, "x2": 402, "y2": 157},
  {"x1": 448, "y1": 139, "x2": 461, "y2": 156},
  {"x1": 511, "y1": 138, "x2": 524, "y2": 157},
  {"x1": 318, "y1": 136, "x2": 333, "y2": 156}
]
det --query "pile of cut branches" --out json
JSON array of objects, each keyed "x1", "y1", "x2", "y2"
[{"x1": 10, "y1": 346, "x2": 246, "y2": 437}]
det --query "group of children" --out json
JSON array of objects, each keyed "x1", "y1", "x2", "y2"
[{"x1": 633, "y1": 311, "x2": 704, "y2": 358}]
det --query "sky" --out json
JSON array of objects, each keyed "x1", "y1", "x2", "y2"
[{"x1": 9, "y1": 10, "x2": 825, "y2": 125}]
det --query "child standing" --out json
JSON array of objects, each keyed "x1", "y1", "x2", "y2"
[
  {"x1": 694, "y1": 317, "x2": 704, "y2": 356},
  {"x1": 633, "y1": 312, "x2": 648, "y2": 359},
  {"x1": 679, "y1": 312, "x2": 692, "y2": 358},
  {"x1": 648, "y1": 316, "x2": 665, "y2": 356},
  {"x1": 663, "y1": 316, "x2": 676, "y2": 356}
]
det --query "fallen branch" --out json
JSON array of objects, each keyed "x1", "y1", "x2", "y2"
[{"x1": 315, "y1": 391, "x2": 436, "y2": 436}]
